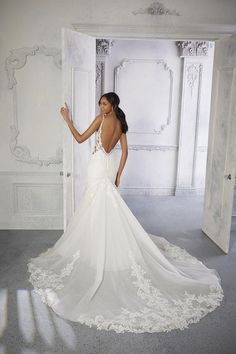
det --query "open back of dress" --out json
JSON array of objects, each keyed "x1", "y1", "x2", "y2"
[{"x1": 92, "y1": 115, "x2": 121, "y2": 155}]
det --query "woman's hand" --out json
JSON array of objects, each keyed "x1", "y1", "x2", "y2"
[
  {"x1": 60, "y1": 102, "x2": 73, "y2": 125},
  {"x1": 115, "y1": 173, "x2": 120, "y2": 187}
]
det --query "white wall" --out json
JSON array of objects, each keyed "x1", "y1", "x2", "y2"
[{"x1": 0, "y1": 0, "x2": 235, "y2": 229}]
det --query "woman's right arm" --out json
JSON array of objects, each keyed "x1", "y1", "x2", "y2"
[{"x1": 115, "y1": 133, "x2": 128, "y2": 186}]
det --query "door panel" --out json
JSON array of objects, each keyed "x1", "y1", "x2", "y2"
[
  {"x1": 202, "y1": 34, "x2": 236, "y2": 253},
  {"x1": 61, "y1": 28, "x2": 96, "y2": 230}
]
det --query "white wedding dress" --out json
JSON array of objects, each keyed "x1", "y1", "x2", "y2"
[{"x1": 27, "y1": 115, "x2": 224, "y2": 334}]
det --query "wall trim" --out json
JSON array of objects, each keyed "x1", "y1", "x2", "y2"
[
  {"x1": 114, "y1": 58, "x2": 173, "y2": 135},
  {"x1": 5, "y1": 45, "x2": 63, "y2": 167},
  {"x1": 120, "y1": 186, "x2": 204, "y2": 196},
  {"x1": 71, "y1": 23, "x2": 236, "y2": 40},
  {"x1": 0, "y1": 171, "x2": 60, "y2": 176},
  {"x1": 175, "y1": 186, "x2": 205, "y2": 196},
  {"x1": 127, "y1": 144, "x2": 178, "y2": 151}
]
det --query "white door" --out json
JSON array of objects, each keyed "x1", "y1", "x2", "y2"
[
  {"x1": 61, "y1": 28, "x2": 96, "y2": 230},
  {"x1": 202, "y1": 34, "x2": 236, "y2": 253}
]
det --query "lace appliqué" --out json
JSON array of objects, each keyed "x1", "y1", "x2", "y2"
[
  {"x1": 92, "y1": 115, "x2": 114, "y2": 156},
  {"x1": 27, "y1": 242, "x2": 223, "y2": 334},
  {"x1": 27, "y1": 251, "x2": 80, "y2": 305},
  {"x1": 92, "y1": 117, "x2": 104, "y2": 155},
  {"x1": 155, "y1": 236, "x2": 202, "y2": 264},
  {"x1": 67, "y1": 247, "x2": 223, "y2": 334},
  {"x1": 86, "y1": 178, "x2": 119, "y2": 208},
  {"x1": 122, "y1": 250, "x2": 224, "y2": 332},
  {"x1": 106, "y1": 180, "x2": 119, "y2": 208}
]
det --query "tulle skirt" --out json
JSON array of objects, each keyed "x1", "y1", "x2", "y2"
[{"x1": 27, "y1": 148, "x2": 224, "y2": 333}]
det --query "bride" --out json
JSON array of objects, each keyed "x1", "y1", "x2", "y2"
[{"x1": 27, "y1": 92, "x2": 224, "y2": 334}]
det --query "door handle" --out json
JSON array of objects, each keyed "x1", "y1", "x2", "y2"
[
  {"x1": 60, "y1": 171, "x2": 71, "y2": 177},
  {"x1": 224, "y1": 174, "x2": 231, "y2": 180}
]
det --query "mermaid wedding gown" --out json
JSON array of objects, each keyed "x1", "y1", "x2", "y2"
[{"x1": 27, "y1": 115, "x2": 224, "y2": 334}]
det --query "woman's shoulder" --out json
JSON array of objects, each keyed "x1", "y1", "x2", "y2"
[
  {"x1": 95, "y1": 114, "x2": 104, "y2": 125},
  {"x1": 95, "y1": 113, "x2": 103, "y2": 120},
  {"x1": 92, "y1": 114, "x2": 103, "y2": 132}
]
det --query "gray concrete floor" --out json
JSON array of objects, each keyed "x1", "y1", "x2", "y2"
[{"x1": 0, "y1": 195, "x2": 236, "y2": 354}]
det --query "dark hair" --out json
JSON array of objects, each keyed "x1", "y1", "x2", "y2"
[{"x1": 98, "y1": 92, "x2": 128, "y2": 134}]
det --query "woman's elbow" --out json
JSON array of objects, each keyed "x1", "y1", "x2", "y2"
[{"x1": 77, "y1": 136, "x2": 84, "y2": 144}]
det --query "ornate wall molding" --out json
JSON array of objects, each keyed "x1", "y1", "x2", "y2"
[
  {"x1": 95, "y1": 39, "x2": 114, "y2": 104},
  {"x1": 115, "y1": 144, "x2": 207, "y2": 152},
  {"x1": 127, "y1": 144, "x2": 178, "y2": 152},
  {"x1": 110, "y1": 144, "x2": 178, "y2": 152},
  {"x1": 186, "y1": 63, "x2": 203, "y2": 97},
  {"x1": 5, "y1": 45, "x2": 62, "y2": 166},
  {"x1": 175, "y1": 57, "x2": 204, "y2": 195},
  {"x1": 0, "y1": 174, "x2": 63, "y2": 228},
  {"x1": 96, "y1": 61, "x2": 105, "y2": 88},
  {"x1": 96, "y1": 39, "x2": 114, "y2": 91},
  {"x1": 191, "y1": 63, "x2": 203, "y2": 188},
  {"x1": 176, "y1": 41, "x2": 209, "y2": 57},
  {"x1": 132, "y1": 1, "x2": 180, "y2": 16},
  {"x1": 115, "y1": 58, "x2": 173, "y2": 134},
  {"x1": 96, "y1": 39, "x2": 114, "y2": 55},
  {"x1": 72, "y1": 23, "x2": 236, "y2": 41},
  {"x1": 12, "y1": 182, "x2": 62, "y2": 214}
]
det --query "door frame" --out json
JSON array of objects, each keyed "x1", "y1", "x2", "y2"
[
  {"x1": 66, "y1": 23, "x2": 236, "y2": 251},
  {"x1": 71, "y1": 23, "x2": 236, "y2": 41}
]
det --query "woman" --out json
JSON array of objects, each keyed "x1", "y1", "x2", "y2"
[{"x1": 27, "y1": 92, "x2": 224, "y2": 334}]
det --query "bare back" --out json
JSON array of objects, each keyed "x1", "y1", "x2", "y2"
[{"x1": 99, "y1": 114, "x2": 122, "y2": 154}]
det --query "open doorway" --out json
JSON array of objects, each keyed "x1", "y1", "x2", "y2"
[
  {"x1": 95, "y1": 38, "x2": 215, "y2": 198},
  {"x1": 62, "y1": 28, "x2": 236, "y2": 254}
]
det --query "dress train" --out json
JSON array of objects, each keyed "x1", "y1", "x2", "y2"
[{"x1": 27, "y1": 116, "x2": 223, "y2": 333}]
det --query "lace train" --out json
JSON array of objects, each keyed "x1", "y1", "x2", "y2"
[
  {"x1": 27, "y1": 236, "x2": 223, "y2": 334},
  {"x1": 27, "y1": 136, "x2": 224, "y2": 334}
]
